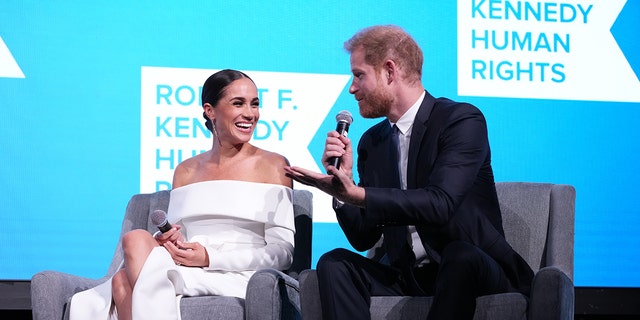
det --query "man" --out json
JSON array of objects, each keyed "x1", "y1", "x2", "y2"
[{"x1": 284, "y1": 25, "x2": 533, "y2": 320}]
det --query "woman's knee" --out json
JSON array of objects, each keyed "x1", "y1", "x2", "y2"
[{"x1": 122, "y1": 229, "x2": 154, "y2": 254}]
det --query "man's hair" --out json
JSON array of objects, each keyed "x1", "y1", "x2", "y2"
[{"x1": 344, "y1": 25, "x2": 423, "y2": 84}]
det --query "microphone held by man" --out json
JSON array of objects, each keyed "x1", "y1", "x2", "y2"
[{"x1": 327, "y1": 110, "x2": 353, "y2": 169}]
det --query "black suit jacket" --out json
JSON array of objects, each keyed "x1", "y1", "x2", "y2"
[{"x1": 335, "y1": 90, "x2": 534, "y2": 295}]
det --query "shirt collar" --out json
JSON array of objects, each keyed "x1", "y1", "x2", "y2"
[{"x1": 389, "y1": 91, "x2": 425, "y2": 135}]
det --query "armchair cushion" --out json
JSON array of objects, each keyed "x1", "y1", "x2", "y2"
[
  {"x1": 179, "y1": 296, "x2": 244, "y2": 320},
  {"x1": 299, "y1": 269, "x2": 528, "y2": 320}
]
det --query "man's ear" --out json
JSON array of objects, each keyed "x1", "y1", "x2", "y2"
[{"x1": 384, "y1": 59, "x2": 397, "y2": 84}]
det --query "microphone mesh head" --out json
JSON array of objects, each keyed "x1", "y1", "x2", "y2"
[
  {"x1": 151, "y1": 210, "x2": 167, "y2": 226},
  {"x1": 336, "y1": 110, "x2": 353, "y2": 124}
]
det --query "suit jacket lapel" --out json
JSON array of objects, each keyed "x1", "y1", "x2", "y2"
[{"x1": 407, "y1": 91, "x2": 436, "y2": 189}]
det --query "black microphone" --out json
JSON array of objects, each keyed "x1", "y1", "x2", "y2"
[
  {"x1": 328, "y1": 110, "x2": 353, "y2": 169},
  {"x1": 151, "y1": 209, "x2": 172, "y2": 233}
]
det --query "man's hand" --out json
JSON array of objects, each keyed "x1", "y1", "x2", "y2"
[
  {"x1": 321, "y1": 131, "x2": 354, "y2": 178},
  {"x1": 284, "y1": 165, "x2": 365, "y2": 207}
]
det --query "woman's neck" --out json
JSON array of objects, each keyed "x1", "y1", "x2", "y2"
[{"x1": 209, "y1": 141, "x2": 255, "y2": 163}]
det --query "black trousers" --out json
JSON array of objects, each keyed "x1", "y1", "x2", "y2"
[{"x1": 316, "y1": 241, "x2": 513, "y2": 320}]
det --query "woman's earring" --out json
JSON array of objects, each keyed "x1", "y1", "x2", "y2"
[{"x1": 212, "y1": 121, "x2": 223, "y2": 146}]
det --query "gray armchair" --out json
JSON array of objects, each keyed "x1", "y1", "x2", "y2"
[
  {"x1": 300, "y1": 182, "x2": 575, "y2": 320},
  {"x1": 31, "y1": 189, "x2": 313, "y2": 320}
]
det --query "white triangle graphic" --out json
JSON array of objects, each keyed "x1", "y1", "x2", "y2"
[{"x1": 0, "y1": 36, "x2": 25, "y2": 78}]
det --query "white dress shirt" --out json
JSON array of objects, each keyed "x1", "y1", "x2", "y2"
[{"x1": 390, "y1": 91, "x2": 430, "y2": 265}]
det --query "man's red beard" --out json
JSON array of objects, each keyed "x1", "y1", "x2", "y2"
[{"x1": 358, "y1": 82, "x2": 394, "y2": 119}]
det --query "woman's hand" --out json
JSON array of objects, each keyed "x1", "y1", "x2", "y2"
[
  {"x1": 154, "y1": 224, "x2": 184, "y2": 246},
  {"x1": 163, "y1": 241, "x2": 210, "y2": 267}
]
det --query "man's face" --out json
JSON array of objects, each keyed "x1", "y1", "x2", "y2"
[{"x1": 348, "y1": 47, "x2": 393, "y2": 119}]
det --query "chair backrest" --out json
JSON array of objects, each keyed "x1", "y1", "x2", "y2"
[
  {"x1": 106, "y1": 189, "x2": 313, "y2": 278},
  {"x1": 496, "y1": 182, "x2": 575, "y2": 281}
]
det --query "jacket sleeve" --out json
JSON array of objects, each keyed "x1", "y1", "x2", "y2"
[
  {"x1": 333, "y1": 128, "x2": 385, "y2": 252},
  {"x1": 203, "y1": 202, "x2": 295, "y2": 272},
  {"x1": 335, "y1": 204, "x2": 383, "y2": 252}
]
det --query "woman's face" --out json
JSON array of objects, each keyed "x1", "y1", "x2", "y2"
[{"x1": 205, "y1": 77, "x2": 260, "y2": 145}]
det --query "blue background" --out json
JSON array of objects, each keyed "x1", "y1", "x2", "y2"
[{"x1": 1, "y1": 1, "x2": 639, "y2": 287}]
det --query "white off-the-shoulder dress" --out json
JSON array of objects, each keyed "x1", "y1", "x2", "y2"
[{"x1": 69, "y1": 180, "x2": 295, "y2": 320}]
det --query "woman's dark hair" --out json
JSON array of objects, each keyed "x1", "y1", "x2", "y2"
[{"x1": 201, "y1": 69, "x2": 254, "y2": 132}]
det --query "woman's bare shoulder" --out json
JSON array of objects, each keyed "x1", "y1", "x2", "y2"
[
  {"x1": 172, "y1": 153, "x2": 207, "y2": 188},
  {"x1": 254, "y1": 149, "x2": 291, "y2": 187},
  {"x1": 257, "y1": 149, "x2": 289, "y2": 165}
]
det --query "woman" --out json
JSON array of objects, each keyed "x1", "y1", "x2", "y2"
[{"x1": 70, "y1": 69, "x2": 295, "y2": 320}]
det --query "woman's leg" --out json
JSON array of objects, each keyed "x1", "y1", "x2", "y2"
[
  {"x1": 122, "y1": 229, "x2": 159, "y2": 286},
  {"x1": 112, "y1": 269, "x2": 132, "y2": 320},
  {"x1": 111, "y1": 229, "x2": 159, "y2": 319}
]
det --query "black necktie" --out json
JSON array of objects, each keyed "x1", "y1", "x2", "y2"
[
  {"x1": 382, "y1": 125, "x2": 415, "y2": 267},
  {"x1": 392, "y1": 125, "x2": 402, "y2": 185}
]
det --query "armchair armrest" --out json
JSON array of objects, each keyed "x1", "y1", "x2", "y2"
[
  {"x1": 528, "y1": 266, "x2": 574, "y2": 320},
  {"x1": 245, "y1": 268, "x2": 302, "y2": 320},
  {"x1": 298, "y1": 269, "x2": 322, "y2": 320},
  {"x1": 31, "y1": 271, "x2": 107, "y2": 320}
]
